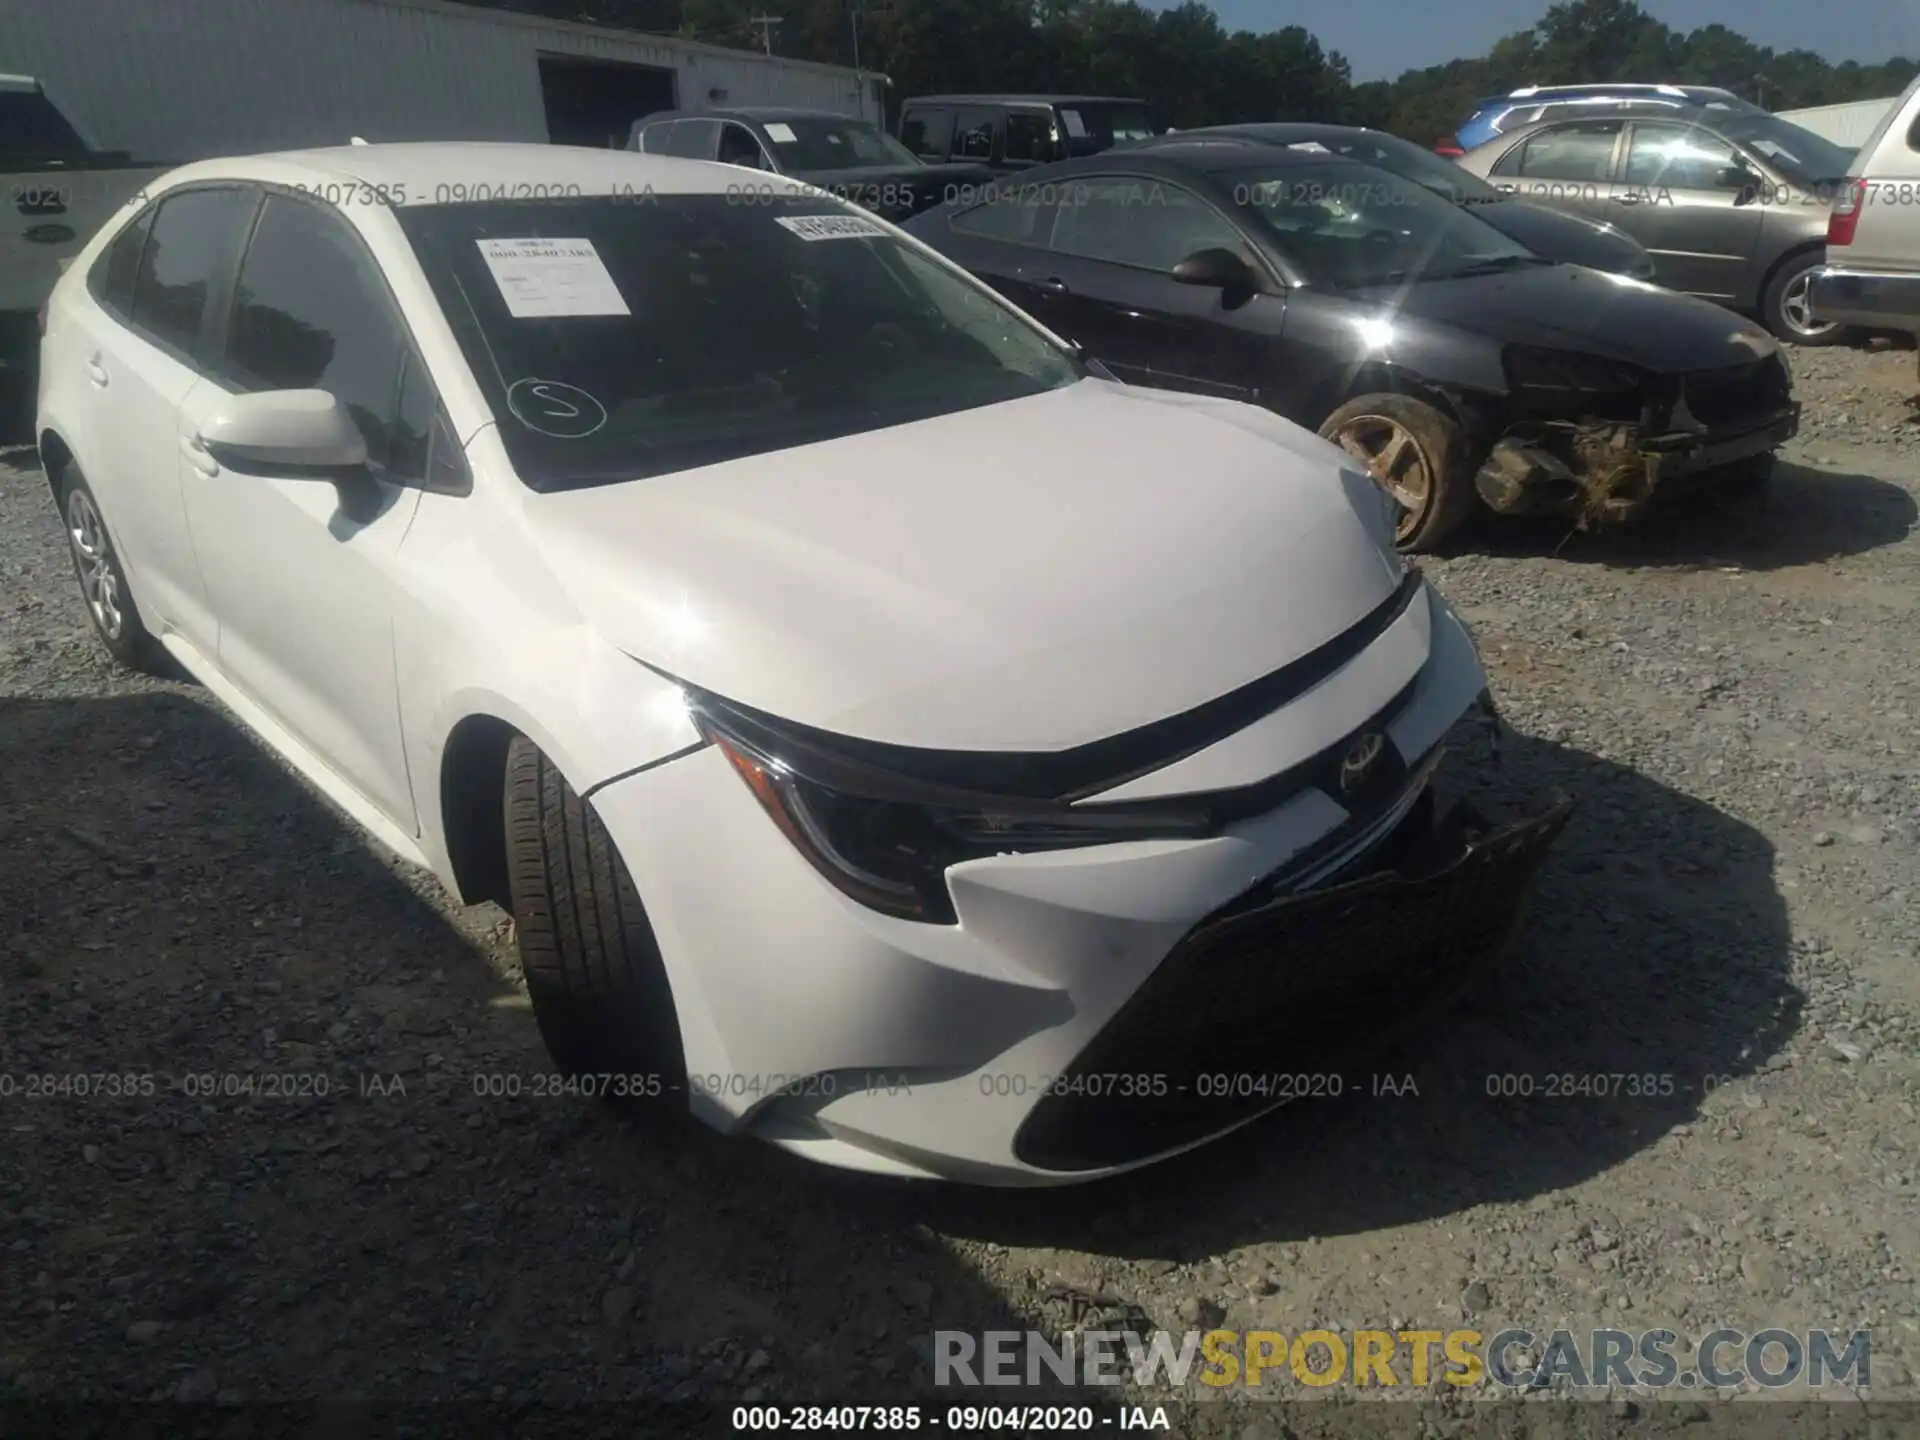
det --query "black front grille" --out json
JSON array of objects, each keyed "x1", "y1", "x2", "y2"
[
  {"x1": 1012, "y1": 797, "x2": 1570, "y2": 1173},
  {"x1": 1683, "y1": 357, "x2": 1791, "y2": 429}
]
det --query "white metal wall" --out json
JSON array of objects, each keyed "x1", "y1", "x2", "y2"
[
  {"x1": 0, "y1": 0, "x2": 885, "y2": 160},
  {"x1": 1775, "y1": 97, "x2": 1901, "y2": 149}
]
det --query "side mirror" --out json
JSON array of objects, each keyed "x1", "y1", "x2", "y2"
[
  {"x1": 198, "y1": 390, "x2": 368, "y2": 472},
  {"x1": 1171, "y1": 246, "x2": 1260, "y2": 294}
]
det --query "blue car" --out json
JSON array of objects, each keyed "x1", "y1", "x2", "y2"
[{"x1": 1439, "y1": 83, "x2": 1767, "y2": 156}]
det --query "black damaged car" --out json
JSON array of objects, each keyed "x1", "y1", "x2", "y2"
[{"x1": 904, "y1": 139, "x2": 1799, "y2": 550}]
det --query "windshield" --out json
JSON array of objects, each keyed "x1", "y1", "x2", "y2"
[
  {"x1": 396, "y1": 196, "x2": 1083, "y2": 490},
  {"x1": 1226, "y1": 159, "x2": 1538, "y2": 289},
  {"x1": 1059, "y1": 103, "x2": 1164, "y2": 156},
  {"x1": 1717, "y1": 112, "x2": 1856, "y2": 185},
  {"x1": 1279, "y1": 132, "x2": 1501, "y2": 203},
  {"x1": 763, "y1": 118, "x2": 920, "y2": 171}
]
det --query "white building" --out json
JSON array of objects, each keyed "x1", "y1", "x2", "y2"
[
  {"x1": 1775, "y1": 96, "x2": 1901, "y2": 150},
  {"x1": 0, "y1": 0, "x2": 887, "y2": 159}
]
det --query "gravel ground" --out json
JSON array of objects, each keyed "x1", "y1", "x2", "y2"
[{"x1": 2, "y1": 344, "x2": 1917, "y2": 1434}]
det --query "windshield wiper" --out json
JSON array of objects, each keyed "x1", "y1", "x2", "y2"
[{"x1": 1433, "y1": 254, "x2": 1552, "y2": 279}]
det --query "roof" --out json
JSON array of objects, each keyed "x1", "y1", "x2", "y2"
[
  {"x1": 1506, "y1": 82, "x2": 1729, "y2": 99},
  {"x1": 1042, "y1": 141, "x2": 1365, "y2": 178},
  {"x1": 903, "y1": 95, "x2": 1149, "y2": 108},
  {"x1": 148, "y1": 142, "x2": 750, "y2": 202},
  {"x1": 639, "y1": 107, "x2": 870, "y2": 125}
]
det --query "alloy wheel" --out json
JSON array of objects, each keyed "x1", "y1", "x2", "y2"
[
  {"x1": 1332, "y1": 413, "x2": 1432, "y2": 544},
  {"x1": 1780, "y1": 270, "x2": 1838, "y2": 342},
  {"x1": 66, "y1": 488, "x2": 125, "y2": 641}
]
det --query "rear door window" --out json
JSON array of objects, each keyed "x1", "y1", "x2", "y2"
[
  {"x1": 127, "y1": 185, "x2": 257, "y2": 363},
  {"x1": 899, "y1": 107, "x2": 952, "y2": 161},
  {"x1": 1003, "y1": 111, "x2": 1055, "y2": 165},
  {"x1": 1493, "y1": 122, "x2": 1623, "y2": 183},
  {"x1": 951, "y1": 108, "x2": 998, "y2": 162},
  {"x1": 663, "y1": 119, "x2": 720, "y2": 160}
]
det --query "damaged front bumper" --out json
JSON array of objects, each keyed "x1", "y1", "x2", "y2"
[
  {"x1": 1475, "y1": 403, "x2": 1800, "y2": 525},
  {"x1": 1011, "y1": 784, "x2": 1573, "y2": 1173}
]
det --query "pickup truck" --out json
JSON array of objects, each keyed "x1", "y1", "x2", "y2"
[{"x1": 1, "y1": 74, "x2": 170, "y2": 373}]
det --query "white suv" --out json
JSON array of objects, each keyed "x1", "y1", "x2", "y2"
[
  {"x1": 1811, "y1": 74, "x2": 1920, "y2": 336},
  {"x1": 35, "y1": 141, "x2": 1561, "y2": 1184}
]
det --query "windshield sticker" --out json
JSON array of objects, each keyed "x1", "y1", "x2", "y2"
[
  {"x1": 764, "y1": 122, "x2": 798, "y2": 144},
  {"x1": 775, "y1": 213, "x2": 889, "y2": 242},
  {"x1": 477, "y1": 238, "x2": 630, "y2": 319},
  {"x1": 1060, "y1": 109, "x2": 1089, "y2": 138},
  {"x1": 506, "y1": 378, "x2": 608, "y2": 439}
]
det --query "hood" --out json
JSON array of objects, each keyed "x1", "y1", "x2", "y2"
[
  {"x1": 1470, "y1": 200, "x2": 1650, "y2": 276},
  {"x1": 1368, "y1": 263, "x2": 1779, "y2": 373},
  {"x1": 519, "y1": 380, "x2": 1406, "y2": 751}
]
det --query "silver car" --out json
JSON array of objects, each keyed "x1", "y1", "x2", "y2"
[{"x1": 1456, "y1": 105, "x2": 1858, "y2": 344}]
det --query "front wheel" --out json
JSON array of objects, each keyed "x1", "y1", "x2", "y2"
[
  {"x1": 504, "y1": 736, "x2": 688, "y2": 1107},
  {"x1": 1319, "y1": 393, "x2": 1476, "y2": 552},
  {"x1": 1763, "y1": 252, "x2": 1846, "y2": 346},
  {"x1": 57, "y1": 468, "x2": 165, "y2": 672}
]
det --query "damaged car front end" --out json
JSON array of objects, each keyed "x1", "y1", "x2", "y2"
[{"x1": 1477, "y1": 342, "x2": 1800, "y2": 526}]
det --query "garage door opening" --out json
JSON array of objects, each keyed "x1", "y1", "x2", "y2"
[{"x1": 539, "y1": 56, "x2": 677, "y2": 148}]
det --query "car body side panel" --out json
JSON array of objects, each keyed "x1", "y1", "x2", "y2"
[{"x1": 388, "y1": 435, "x2": 705, "y2": 895}]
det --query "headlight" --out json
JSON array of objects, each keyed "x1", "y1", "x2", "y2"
[
  {"x1": 1504, "y1": 343, "x2": 1646, "y2": 396},
  {"x1": 694, "y1": 698, "x2": 1212, "y2": 924}
]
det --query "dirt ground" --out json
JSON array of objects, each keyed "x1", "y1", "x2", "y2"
[{"x1": 1, "y1": 344, "x2": 1916, "y2": 1435}]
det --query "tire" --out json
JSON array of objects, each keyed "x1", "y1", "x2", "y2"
[
  {"x1": 504, "y1": 736, "x2": 688, "y2": 1106},
  {"x1": 1319, "y1": 393, "x2": 1476, "y2": 553},
  {"x1": 1762, "y1": 251, "x2": 1846, "y2": 346},
  {"x1": 54, "y1": 466, "x2": 166, "y2": 673}
]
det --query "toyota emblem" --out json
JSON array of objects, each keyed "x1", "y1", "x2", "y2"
[{"x1": 1338, "y1": 731, "x2": 1387, "y2": 794}]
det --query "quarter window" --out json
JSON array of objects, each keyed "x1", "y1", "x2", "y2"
[
  {"x1": 219, "y1": 194, "x2": 411, "y2": 471},
  {"x1": 88, "y1": 204, "x2": 155, "y2": 319},
  {"x1": 128, "y1": 186, "x2": 255, "y2": 361},
  {"x1": 1048, "y1": 178, "x2": 1244, "y2": 272}
]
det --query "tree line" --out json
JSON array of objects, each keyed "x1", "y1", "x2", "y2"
[{"x1": 481, "y1": 0, "x2": 1916, "y2": 145}]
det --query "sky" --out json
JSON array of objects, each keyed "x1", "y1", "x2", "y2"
[{"x1": 1149, "y1": 0, "x2": 1920, "y2": 83}]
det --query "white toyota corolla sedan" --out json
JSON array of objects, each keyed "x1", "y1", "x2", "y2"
[{"x1": 37, "y1": 142, "x2": 1565, "y2": 1184}]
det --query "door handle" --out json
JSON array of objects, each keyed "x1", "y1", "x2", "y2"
[
  {"x1": 84, "y1": 357, "x2": 109, "y2": 387},
  {"x1": 1613, "y1": 192, "x2": 1641, "y2": 205},
  {"x1": 1034, "y1": 277, "x2": 1070, "y2": 295},
  {"x1": 180, "y1": 435, "x2": 221, "y2": 477}
]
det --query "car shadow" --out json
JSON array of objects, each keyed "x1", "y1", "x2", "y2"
[
  {"x1": 0, "y1": 692, "x2": 1053, "y2": 1406},
  {"x1": 849, "y1": 721, "x2": 1799, "y2": 1260},
  {"x1": 1457, "y1": 459, "x2": 1916, "y2": 570}
]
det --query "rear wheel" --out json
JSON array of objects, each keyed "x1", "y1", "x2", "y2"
[
  {"x1": 57, "y1": 467, "x2": 165, "y2": 673},
  {"x1": 1763, "y1": 251, "x2": 1845, "y2": 346},
  {"x1": 1319, "y1": 393, "x2": 1476, "y2": 552},
  {"x1": 504, "y1": 736, "x2": 688, "y2": 1106}
]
